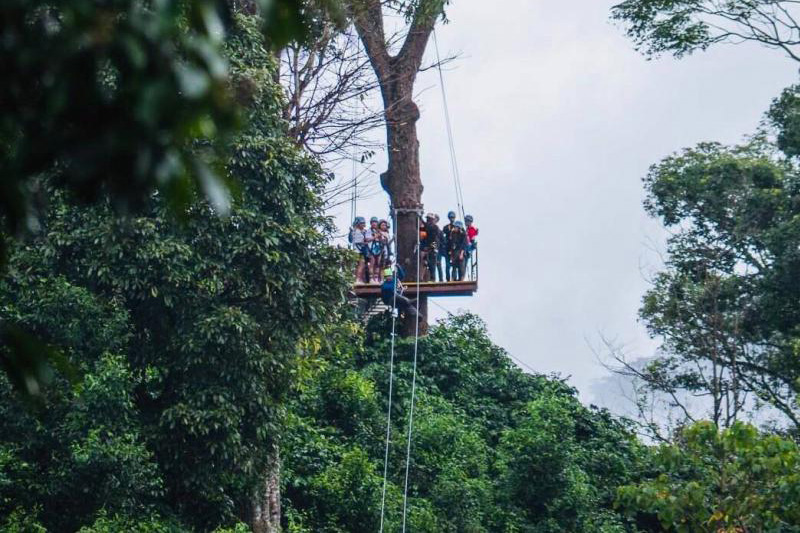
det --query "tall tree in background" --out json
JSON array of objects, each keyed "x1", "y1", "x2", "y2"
[
  {"x1": 607, "y1": 87, "x2": 800, "y2": 438},
  {"x1": 348, "y1": 0, "x2": 447, "y2": 334},
  {"x1": 278, "y1": 23, "x2": 384, "y2": 161},
  {"x1": 610, "y1": 0, "x2": 800, "y2": 438},
  {"x1": 611, "y1": 0, "x2": 800, "y2": 61}
]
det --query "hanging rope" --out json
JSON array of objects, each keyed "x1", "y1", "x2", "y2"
[
  {"x1": 401, "y1": 218, "x2": 422, "y2": 533},
  {"x1": 349, "y1": 154, "x2": 358, "y2": 243},
  {"x1": 377, "y1": 211, "x2": 424, "y2": 532},
  {"x1": 379, "y1": 210, "x2": 400, "y2": 533},
  {"x1": 433, "y1": 29, "x2": 467, "y2": 220}
]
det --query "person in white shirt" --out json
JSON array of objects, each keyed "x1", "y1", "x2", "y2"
[{"x1": 349, "y1": 217, "x2": 370, "y2": 283}]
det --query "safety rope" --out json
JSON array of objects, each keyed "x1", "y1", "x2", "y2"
[
  {"x1": 377, "y1": 211, "x2": 424, "y2": 532},
  {"x1": 401, "y1": 219, "x2": 422, "y2": 533},
  {"x1": 349, "y1": 154, "x2": 357, "y2": 245},
  {"x1": 433, "y1": 29, "x2": 467, "y2": 221},
  {"x1": 378, "y1": 209, "x2": 400, "y2": 533}
]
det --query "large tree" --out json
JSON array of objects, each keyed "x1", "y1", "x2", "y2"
[
  {"x1": 0, "y1": 0, "x2": 343, "y2": 401},
  {"x1": 347, "y1": 0, "x2": 447, "y2": 334},
  {"x1": 608, "y1": 86, "x2": 800, "y2": 437},
  {"x1": 0, "y1": 14, "x2": 350, "y2": 531}
]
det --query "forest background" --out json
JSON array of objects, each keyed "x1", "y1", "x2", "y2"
[{"x1": 4, "y1": 1, "x2": 800, "y2": 532}]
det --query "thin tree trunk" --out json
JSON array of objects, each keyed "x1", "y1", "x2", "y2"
[{"x1": 252, "y1": 447, "x2": 281, "y2": 533}]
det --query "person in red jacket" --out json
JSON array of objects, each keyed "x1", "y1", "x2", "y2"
[
  {"x1": 465, "y1": 214, "x2": 478, "y2": 250},
  {"x1": 465, "y1": 215, "x2": 478, "y2": 279}
]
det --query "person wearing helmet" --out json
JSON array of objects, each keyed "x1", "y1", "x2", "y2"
[
  {"x1": 439, "y1": 210, "x2": 457, "y2": 282},
  {"x1": 421, "y1": 213, "x2": 441, "y2": 282},
  {"x1": 380, "y1": 267, "x2": 422, "y2": 321},
  {"x1": 350, "y1": 217, "x2": 370, "y2": 283},
  {"x1": 448, "y1": 220, "x2": 468, "y2": 281},
  {"x1": 378, "y1": 219, "x2": 393, "y2": 273},
  {"x1": 465, "y1": 214, "x2": 478, "y2": 255},
  {"x1": 464, "y1": 215, "x2": 479, "y2": 280},
  {"x1": 367, "y1": 217, "x2": 382, "y2": 283}
]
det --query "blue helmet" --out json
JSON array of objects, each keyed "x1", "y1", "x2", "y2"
[
  {"x1": 370, "y1": 216, "x2": 379, "y2": 223},
  {"x1": 465, "y1": 214, "x2": 474, "y2": 222},
  {"x1": 354, "y1": 216, "x2": 366, "y2": 225},
  {"x1": 454, "y1": 221, "x2": 464, "y2": 229},
  {"x1": 448, "y1": 211, "x2": 456, "y2": 219}
]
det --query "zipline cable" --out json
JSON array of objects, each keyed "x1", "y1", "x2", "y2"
[
  {"x1": 349, "y1": 154, "x2": 357, "y2": 239},
  {"x1": 401, "y1": 219, "x2": 423, "y2": 533},
  {"x1": 433, "y1": 29, "x2": 467, "y2": 221},
  {"x1": 378, "y1": 210, "x2": 401, "y2": 533}
]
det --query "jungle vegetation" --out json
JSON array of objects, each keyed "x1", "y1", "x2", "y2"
[{"x1": 3, "y1": 1, "x2": 800, "y2": 532}]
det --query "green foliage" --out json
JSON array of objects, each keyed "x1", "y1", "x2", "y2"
[
  {"x1": 0, "y1": 12, "x2": 350, "y2": 531},
  {"x1": 630, "y1": 87, "x2": 800, "y2": 429},
  {"x1": 611, "y1": 0, "x2": 800, "y2": 61},
  {"x1": 0, "y1": 0, "x2": 347, "y2": 403},
  {"x1": 768, "y1": 84, "x2": 800, "y2": 159},
  {"x1": 617, "y1": 421, "x2": 800, "y2": 532},
  {"x1": 1, "y1": 0, "x2": 342, "y2": 235},
  {"x1": 77, "y1": 512, "x2": 183, "y2": 533},
  {"x1": 282, "y1": 314, "x2": 641, "y2": 532}
]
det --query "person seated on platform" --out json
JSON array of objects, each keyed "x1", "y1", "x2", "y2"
[
  {"x1": 421, "y1": 213, "x2": 441, "y2": 282},
  {"x1": 448, "y1": 220, "x2": 468, "y2": 281},
  {"x1": 349, "y1": 217, "x2": 370, "y2": 283},
  {"x1": 439, "y1": 210, "x2": 457, "y2": 281},
  {"x1": 368, "y1": 216, "x2": 381, "y2": 283},
  {"x1": 381, "y1": 267, "x2": 423, "y2": 321}
]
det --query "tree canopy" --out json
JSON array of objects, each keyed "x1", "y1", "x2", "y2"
[
  {"x1": 0, "y1": 13, "x2": 350, "y2": 530},
  {"x1": 611, "y1": 0, "x2": 800, "y2": 61}
]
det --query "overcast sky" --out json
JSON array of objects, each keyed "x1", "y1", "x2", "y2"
[{"x1": 331, "y1": 1, "x2": 799, "y2": 409}]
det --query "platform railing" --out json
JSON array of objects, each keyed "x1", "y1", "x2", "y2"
[{"x1": 467, "y1": 245, "x2": 478, "y2": 282}]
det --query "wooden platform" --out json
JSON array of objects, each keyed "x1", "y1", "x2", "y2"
[{"x1": 351, "y1": 280, "x2": 478, "y2": 298}]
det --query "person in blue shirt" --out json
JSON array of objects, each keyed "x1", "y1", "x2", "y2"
[{"x1": 380, "y1": 267, "x2": 422, "y2": 321}]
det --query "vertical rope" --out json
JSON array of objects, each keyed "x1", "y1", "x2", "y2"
[
  {"x1": 433, "y1": 29, "x2": 467, "y2": 221},
  {"x1": 378, "y1": 209, "x2": 400, "y2": 533},
  {"x1": 401, "y1": 216, "x2": 422, "y2": 532},
  {"x1": 349, "y1": 155, "x2": 357, "y2": 242}
]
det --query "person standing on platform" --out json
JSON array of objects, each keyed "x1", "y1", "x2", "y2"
[
  {"x1": 448, "y1": 220, "x2": 468, "y2": 281},
  {"x1": 465, "y1": 214, "x2": 479, "y2": 277},
  {"x1": 350, "y1": 217, "x2": 370, "y2": 283},
  {"x1": 378, "y1": 219, "x2": 393, "y2": 273},
  {"x1": 368, "y1": 217, "x2": 381, "y2": 283},
  {"x1": 421, "y1": 213, "x2": 441, "y2": 282},
  {"x1": 439, "y1": 210, "x2": 457, "y2": 281}
]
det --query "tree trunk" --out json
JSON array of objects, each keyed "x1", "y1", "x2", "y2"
[
  {"x1": 251, "y1": 447, "x2": 281, "y2": 533},
  {"x1": 380, "y1": 77, "x2": 428, "y2": 335},
  {"x1": 348, "y1": 0, "x2": 442, "y2": 337}
]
